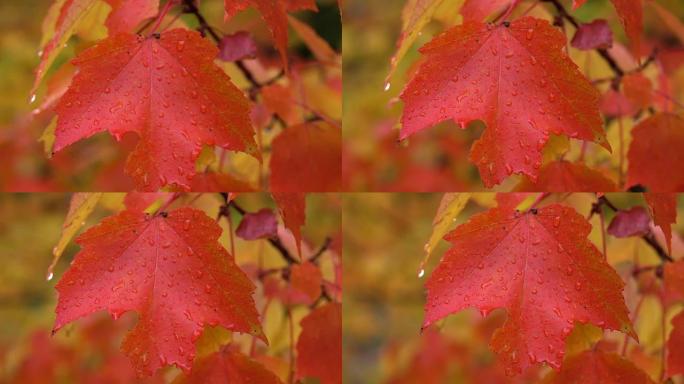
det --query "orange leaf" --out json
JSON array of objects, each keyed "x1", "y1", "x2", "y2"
[
  {"x1": 627, "y1": 114, "x2": 684, "y2": 192},
  {"x1": 270, "y1": 122, "x2": 342, "y2": 192}
]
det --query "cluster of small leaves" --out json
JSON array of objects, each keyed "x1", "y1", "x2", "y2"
[
  {"x1": 47, "y1": 192, "x2": 341, "y2": 383},
  {"x1": 31, "y1": 0, "x2": 341, "y2": 191},
  {"x1": 420, "y1": 192, "x2": 682, "y2": 381},
  {"x1": 387, "y1": 0, "x2": 684, "y2": 191}
]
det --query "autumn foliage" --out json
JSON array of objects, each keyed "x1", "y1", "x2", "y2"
[
  {"x1": 1, "y1": 0, "x2": 340, "y2": 191},
  {"x1": 344, "y1": 0, "x2": 684, "y2": 192},
  {"x1": 1, "y1": 193, "x2": 341, "y2": 383},
  {"x1": 343, "y1": 192, "x2": 683, "y2": 383}
]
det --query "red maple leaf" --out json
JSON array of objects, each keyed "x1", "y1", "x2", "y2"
[
  {"x1": 54, "y1": 29, "x2": 258, "y2": 191},
  {"x1": 668, "y1": 311, "x2": 684, "y2": 378},
  {"x1": 183, "y1": 347, "x2": 281, "y2": 383},
  {"x1": 644, "y1": 193, "x2": 677, "y2": 253},
  {"x1": 296, "y1": 302, "x2": 342, "y2": 384},
  {"x1": 224, "y1": 0, "x2": 317, "y2": 69},
  {"x1": 53, "y1": 206, "x2": 264, "y2": 376},
  {"x1": 424, "y1": 203, "x2": 634, "y2": 374},
  {"x1": 551, "y1": 350, "x2": 654, "y2": 383},
  {"x1": 400, "y1": 17, "x2": 609, "y2": 187},
  {"x1": 515, "y1": 161, "x2": 618, "y2": 192},
  {"x1": 627, "y1": 114, "x2": 684, "y2": 191}
]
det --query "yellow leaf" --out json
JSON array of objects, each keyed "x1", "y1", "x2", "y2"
[
  {"x1": 39, "y1": 117, "x2": 57, "y2": 157},
  {"x1": 195, "y1": 325, "x2": 232, "y2": 359},
  {"x1": 386, "y1": 0, "x2": 448, "y2": 84},
  {"x1": 47, "y1": 193, "x2": 103, "y2": 280},
  {"x1": 542, "y1": 134, "x2": 570, "y2": 164},
  {"x1": 32, "y1": 0, "x2": 104, "y2": 97},
  {"x1": 420, "y1": 193, "x2": 470, "y2": 271},
  {"x1": 564, "y1": 323, "x2": 603, "y2": 357}
]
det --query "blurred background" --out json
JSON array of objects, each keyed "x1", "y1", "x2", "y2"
[
  {"x1": 342, "y1": 0, "x2": 684, "y2": 191},
  {"x1": 343, "y1": 193, "x2": 684, "y2": 383},
  {"x1": 0, "y1": 0, "x2": 340, "y2": 191},
  {"x1": 0, "y1": 192, "x2": 341, "y2": 383}
]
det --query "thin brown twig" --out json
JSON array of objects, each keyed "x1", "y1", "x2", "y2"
[
  {"x1": 543, "y1": 0, "x2": 624, "y2": 77},
  {"x1": 218, "y1": 193, "x2": 298, "y2": 265},
  {"x1": 593, "y1": 196, "x2": 673, "y2": 263},
  {"x1": 181, "y1": 0, "x2": 262, "y2": 90}
]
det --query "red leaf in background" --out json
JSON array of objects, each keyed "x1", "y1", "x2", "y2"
[
  {"x1": 622, "y1": 73, "x2": 652, "y2": 110},
  {"x1": 460, "y1": 0, "x2": 521, "y2": 22},
  {"x1": 183, "y1": 348, "x2": 281, "y2": 383},
  {"x1": 270, "y1": 122, "x2": 342, "y2": 192},
  {"x1": 261, "y1": 84, "x2": 299, "y2": 125},
  {"x1": 54, "y1": 29, "x2": 258, "y2": 191},
  {"x1": 644, "y1": 193, "x2": 677, "y2": 254},
  {"x1": 236, "y1": 208, "x2": 278, "y2": 240},
  {"x1": 291, "y1": 262, "x2": 322, "y2": 302},
  {"x1": 600, "y1": 88, "x2": 637, "y2": 117},
  {"x1": 495, "y1": 192, "x2": 529, "y2": 210},
  {"x1": 190, "y1": 173, "x2": 256, "y2": 192},
  {"x1": 664, "y1": 260, "x2": 684, "y2": 306},
  {"x1": 53, "y1": 207, "x2": 263, "y2": 376},
  {"x1": 401, "y1": 17, "x2": 609, "y2": 187},
  {"x1": 515, "y1": 161, "x2": 618, "y2": 192},
  {"x1": 272, "y1": 192, "x2": 306, "y2": 257},
  {"x1": 627, "y1": 114, "x2": 684, "y2": 192},
  {"x1": 386, "y1": 328, "x2": 463, "y2": 384},
  {"x1": 297, "y1": 303, "x2": 342, "y2": 384},
  {"x1": 571, "y1": 20, "x2": 613, "y2": 50},
  {"x1": 551, "y1": 350, "x2": 654, "y2": 383},
  {"x1": 217, "y1": 31, "x2": 258, "y2": 62},
  {"x1": 123, "y1": 192, "x2": 172, "y2": 211},
  {"x1": 9, "y1": 332, "x2": 75, "y2": 384},
  {"x1": 424, "y1": 204, "x2": 634, "y2": 374},
  {"x1": 223, "y1": 0, "x2": 318, "y2": 69},
  {"x1": 104, "y1": 0, "x2": 159, "y2": 33},
  {"x1": 607, "y1": 206, "x2": 651, "y2": 238},
  {"x1": 668, "y1": 312, "x2": 684, "y2": 378},
  {"x1": 611, "y1": 0, "x2": 643, "y2": 58}
]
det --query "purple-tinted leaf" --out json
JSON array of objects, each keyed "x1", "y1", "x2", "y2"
[
  {"x1": 607, "y1": 206, "x2": 651, "y2": 238},
  {"x1": 571, "y1": 19, "x2": 613, "y2": 50},
  {"x1": 236, "y1": 208, "x2": 278, "y2": 240},
  {"x1": 218, "y1": 31, "x2": 258, "y2": 62}
]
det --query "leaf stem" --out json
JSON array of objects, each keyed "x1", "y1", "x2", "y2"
[{"x1": 149, "y1": 0, "x2": 179, "y2": 36}]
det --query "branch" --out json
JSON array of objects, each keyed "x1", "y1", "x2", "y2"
[
  {"x1": 181, "y1": 0, "x2": 262, "y2": 90},
  {"x1": 594, "y1": 196, "x2": 674, "y2": 264},
  {"x1": 218, "y1": 193, "x2": 298, "y2": 265},
  {"x1": 543, "y1": 0, "x2": 624, "y2": 77}
]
